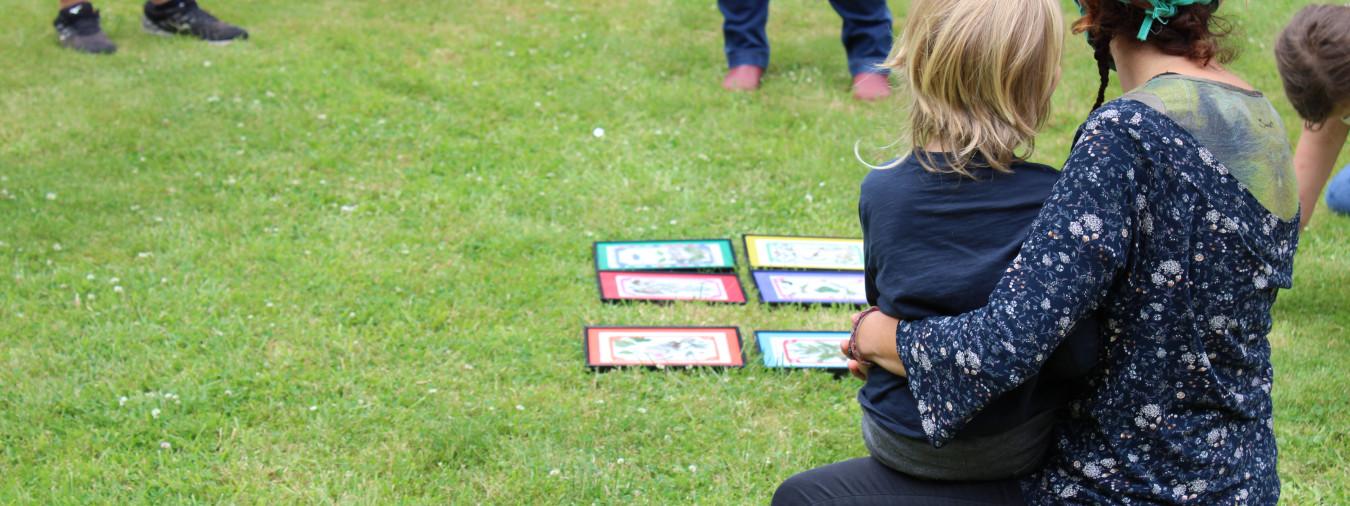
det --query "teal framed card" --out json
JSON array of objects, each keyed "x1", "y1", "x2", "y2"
[{"x1": 593, "y1": 239, "x2": 735, "y2": 271}]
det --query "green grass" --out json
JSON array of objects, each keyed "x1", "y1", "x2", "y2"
[{"x1": 1, "y1": 0, "x2": 1346, "y2": 503}]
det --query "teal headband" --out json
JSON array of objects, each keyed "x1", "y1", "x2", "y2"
[
  {"x1": 1135, "y1": 0, "x2": 1215, "y2": 40},
  {"x1": 1073, "y1": 0, "x2": 1219, "y2": 41}
]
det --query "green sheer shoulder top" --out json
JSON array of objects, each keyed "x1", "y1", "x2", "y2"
[{"x1": 1123, "y1": 74, "x2": 1298, "y2": 220}]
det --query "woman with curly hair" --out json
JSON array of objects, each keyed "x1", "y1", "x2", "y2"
[{"x1": 776, "y1": 0, "x2": 1298, "y2": 503}]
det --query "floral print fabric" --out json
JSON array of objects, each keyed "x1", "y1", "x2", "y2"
[{"x1": 895, "y1": 98, "x2": 1298, "y2": 504}]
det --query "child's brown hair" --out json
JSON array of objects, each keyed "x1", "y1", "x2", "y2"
[{"x1": 1275, "y1": 4, "x2": 1350, "y2": 125}]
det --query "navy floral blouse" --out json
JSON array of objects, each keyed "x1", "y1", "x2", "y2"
[{"x1": 895, "y1": 90, "x2": 1299, "y2": 504}]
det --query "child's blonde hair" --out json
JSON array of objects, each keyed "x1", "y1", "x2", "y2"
[{"x1": 884, "y1": 0, "x2": 1064, "y2": 176}]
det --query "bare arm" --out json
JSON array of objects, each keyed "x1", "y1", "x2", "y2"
[{"x1": 1295, "y1": 120, "x2": 1350, "y2": 228}]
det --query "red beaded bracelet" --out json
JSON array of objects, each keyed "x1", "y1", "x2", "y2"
[{"x1": 847, "y1": 306, "x2": 882, "y2": 367}]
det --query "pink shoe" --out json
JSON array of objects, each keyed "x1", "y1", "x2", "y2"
[
  {"x1": 723, "y1": 65, "x2": 764, "y2": 91},
  {"x1": 852, "y1": 73, "x2": 891, "y2": 101}
]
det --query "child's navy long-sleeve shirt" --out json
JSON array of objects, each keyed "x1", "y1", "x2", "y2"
[{"x1": 857, "y1": 153, "x2": 1099, "y2": 443}]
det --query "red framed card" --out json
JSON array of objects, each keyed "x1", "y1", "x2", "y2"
[
  {"x1": 596, "y1": 271, "x2": 747, "y2": 304},
  {"x1": 584, "y1": 326, "x2": 745, "y2": 369}
]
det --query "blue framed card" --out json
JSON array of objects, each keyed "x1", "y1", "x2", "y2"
[
  {"x1": 756, "y1": 331, "x2": 849, "y2": 369},
  {"x1": 751, "y1": 270, "x2": 867, "y2": 306}
]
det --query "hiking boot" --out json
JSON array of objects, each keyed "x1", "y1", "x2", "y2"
[
  {"x1": 142, "y1": 0, "x2": 248, "y2": 43},
  {"x1": 54, "y1": 2, "x2": 117, "y2": 54}
]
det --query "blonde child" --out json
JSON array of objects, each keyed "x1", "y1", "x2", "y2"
[{"x1": 776, "y1": 0, "x2": 1098, "y2": 501}]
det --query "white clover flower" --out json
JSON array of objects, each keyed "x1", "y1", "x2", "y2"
[
  {"x1": 46, "y1": 192, "x2": 57, "y2": 201},
  {"x1": 160, "y1": 441, "x2": 172, "y2": 450},
  {"x1": 592, "y1": 127, "x2": 605, "y2": 138},
  {"x1": 118, "y1": 396, "x2": 128, "y2": 406},
  {"x1": 151, "y1": 408, "x2": 161, "y2": 419}
]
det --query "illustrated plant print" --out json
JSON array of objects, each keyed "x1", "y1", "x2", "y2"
[
  {"x1": 609, "y1": 335, "x2": 721, "y2": 363},
  {"x1": 763, "y1": 241, "x2": 862, "y2": 269},
  {"x1": 771, "y1": 274, "x2": 865, "y2": 301},
  {"x1": 611, "y1": 243, "x2": 719, "y2": 269},
  {"x1": 615, "y1": 275, "x2": 727, "y2": 299},
  {"x1": 782, "y1": 338, "x2": 848, "y2": 367}
]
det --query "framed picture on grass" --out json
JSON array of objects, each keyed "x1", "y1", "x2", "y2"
[
  {"x1": 743, "y1": 234, "x2": 864, "y2": 271},
  {"x1": 594, "y1": 239, "x2": 735, "y2": 271},
  {"x1": 752, "y1": 270, "x2": 867, "y2": 306},
  {"x1": 596, "y1": 271, "x2": 747, "y2": 304},
  {"x1": 584, "y1": 326, "x2": 745, "y2": 369},
  {"x1": 756, "y1": 331, "x2": 850, "y2": 369}
]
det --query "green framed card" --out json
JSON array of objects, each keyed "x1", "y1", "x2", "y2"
[{"x1": 593, "y1": 239, "x2": 735, "y2": 271}]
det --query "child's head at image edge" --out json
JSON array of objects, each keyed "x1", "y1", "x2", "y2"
[
  {"x1": 1275, "y1": 4, "x2": 1350, "y2": 126},
  {"x1": 884, "y1": 0, "x2": 1064, "y2": 176}
]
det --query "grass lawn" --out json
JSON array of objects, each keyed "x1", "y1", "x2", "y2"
[{"x1": 1, "y1": 0, "x2": 1346, "y2": 503}]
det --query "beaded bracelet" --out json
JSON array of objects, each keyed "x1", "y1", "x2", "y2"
[{"x1": 847, "y1": 306, "x2": 882, "y2": 367}]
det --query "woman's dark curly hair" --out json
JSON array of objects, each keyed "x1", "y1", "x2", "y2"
[{"x1": 1072, "y1": 0, "x2": 1236, "y2": 112}]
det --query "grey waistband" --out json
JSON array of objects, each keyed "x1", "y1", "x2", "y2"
[{"x1": 861, "y1": 409, "x2": 1056, "y2": 481}]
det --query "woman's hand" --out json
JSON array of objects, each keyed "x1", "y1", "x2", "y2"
[{"x1": 841, "y1": 309, "x2": 906, "y2": 379}]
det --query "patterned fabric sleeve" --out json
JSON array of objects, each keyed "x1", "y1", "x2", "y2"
[{"x1": 896, "y1": 113, "x2": 1141, "y2": 446}]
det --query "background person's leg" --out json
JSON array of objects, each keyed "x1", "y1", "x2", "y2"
[
  {"x1": 718, "y1": 0, "x2": 769, "y2": 90},
  {"x1": 1325, "y1": 165, "x2": 1350, "y2": 214},
  {"x1": 718, "y1": 0, "x2": 770, "y2": 70},
  {"x1": 771, "y1": 457, "x2": 1026, "y2": 506},
  {"x1": 827, "y1": 0, "x2": 892, "y2": 76},
  {"x1": 827, "y1": 0, "x2": 891, "y2": 99}
]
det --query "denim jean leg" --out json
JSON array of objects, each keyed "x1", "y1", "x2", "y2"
[
  {"x1": 1325, "y1": 163, "x2": 1350, "y2": 214},
  {"x1": 719, "y1": 0, "x2": 770, "y2": 69},
  {"x1": 828, "y1": 0, "x2": 893, "y2": 76}
]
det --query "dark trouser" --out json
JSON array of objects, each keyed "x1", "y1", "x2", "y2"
[
  {"x1": 771, "y1": 457, "x2": 1026, "y2": 506},
  {"x1": 718, "y1": 0, "x2": 893, "y2": 76}
]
